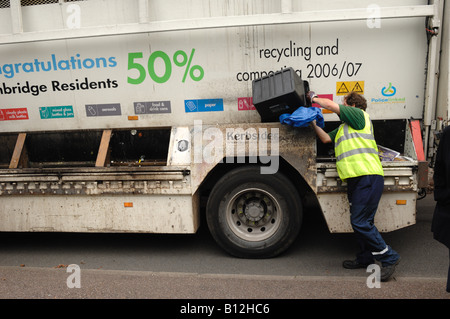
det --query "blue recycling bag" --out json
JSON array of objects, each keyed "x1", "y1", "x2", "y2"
[{"x1": 279, "y1": 106, "x2": 324, "y2": 128}]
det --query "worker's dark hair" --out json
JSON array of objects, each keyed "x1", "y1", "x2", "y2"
[{"x1": 345, "y1": 92, "x2": 367, "y2": 111}]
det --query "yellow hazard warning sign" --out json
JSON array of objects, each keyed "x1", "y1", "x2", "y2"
[{"x1": 336, "y1": 81, "x2": 364, "y2": 95}]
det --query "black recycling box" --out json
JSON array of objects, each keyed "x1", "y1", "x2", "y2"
[{"x1": 252, "y1": 67, "x2": 310, "y2": 122}]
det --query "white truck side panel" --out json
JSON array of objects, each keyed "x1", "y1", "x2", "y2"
[
  {"x1": 317, "y1": 193, "x2": 416, "y2": 233},
  {"x1": 0, "y1": 0, "x2": 440, "y2": 242},
  {"x1": 0, "y1": 0, "x2": 428, "y2": 132},
  {"x1": 0, "y1": 194, "x2": 199, "y2": 233},
  {"x1": 317, "y1": 161, "x2": 419, "y2": 232}
]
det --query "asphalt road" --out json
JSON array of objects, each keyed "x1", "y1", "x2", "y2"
[{"x1": 0, "y1": 194, "x2": 449, "y2": 304}]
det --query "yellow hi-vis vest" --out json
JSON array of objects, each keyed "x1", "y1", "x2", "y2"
[{"x1": 334, "y1": 111, "x2": 384, "y2": 181}]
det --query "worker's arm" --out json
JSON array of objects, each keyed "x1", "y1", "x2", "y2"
[
  {"x1": 311, "y1": 96, "x2": 340, "y2": 115},
  {"x1": 310, "y1": 120, "x2": 332, "y2": 144}
]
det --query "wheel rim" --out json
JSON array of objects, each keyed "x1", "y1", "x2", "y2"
[{"x1": 225, "y1": 187, "x2": 282, "y2": 242}]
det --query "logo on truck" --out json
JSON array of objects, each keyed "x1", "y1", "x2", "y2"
[
  {"x1": 39, "y1": 106, "x2": 74, "y2": 119},
  {"x1": 381, "y1": 82, "x2": 397, "y2": 96},
  {"x1": 371, "y1": 83, "x2": 405, "y2": 104},
  {"x1": 185, "y1": 99, "x2": 223, "y2": 113},
  {"x1": 0, "y1": 108, "x2": 29, "y2": 121}
]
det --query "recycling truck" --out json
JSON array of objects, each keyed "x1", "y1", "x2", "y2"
[{"x1": 0, "y1": 0, "x2": 448, "y2": 258}]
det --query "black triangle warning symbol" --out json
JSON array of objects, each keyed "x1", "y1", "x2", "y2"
[
  {"x1": 337, "y1": 83, "x2": 349, "y2": 94},
  {"x1": 352, "y1": 82, "x2": 363, "y2": 93}
]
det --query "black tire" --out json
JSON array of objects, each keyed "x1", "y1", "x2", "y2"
[{"x1": 206, "y1": 166, "x2": 302, "y2": 258}]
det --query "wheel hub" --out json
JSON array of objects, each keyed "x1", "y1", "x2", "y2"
[
  {"x1": 244, "y1": 200, "x2": 265, "y2": 221},
  {"x1": 227, "y1": 188, "x2": 281, "y2": 241}
]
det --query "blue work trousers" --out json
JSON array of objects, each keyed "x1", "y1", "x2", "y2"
[{"x1": 347, "y1": 175, "x2": 400, "y2": 267}]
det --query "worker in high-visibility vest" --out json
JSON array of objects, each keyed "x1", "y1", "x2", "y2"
[{"x1": 309, "y1": 91, "x2": 401, "y2": 282}]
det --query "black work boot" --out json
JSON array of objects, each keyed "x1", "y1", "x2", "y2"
[
  {"x1": 342, "y1": 259, "x2": 371, "y2": 269},
  {"x1": 380, "y1": 257, "x2": 401, "y2": 282}
]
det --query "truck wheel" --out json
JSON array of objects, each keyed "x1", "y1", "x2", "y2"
[{"x1": 206, "y1": 166, "x2": 302, "y2": 258}]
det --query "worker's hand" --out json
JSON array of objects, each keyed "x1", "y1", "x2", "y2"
[{"x1": 307, "y1": 91, "x2": 317, "y2": 102}]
